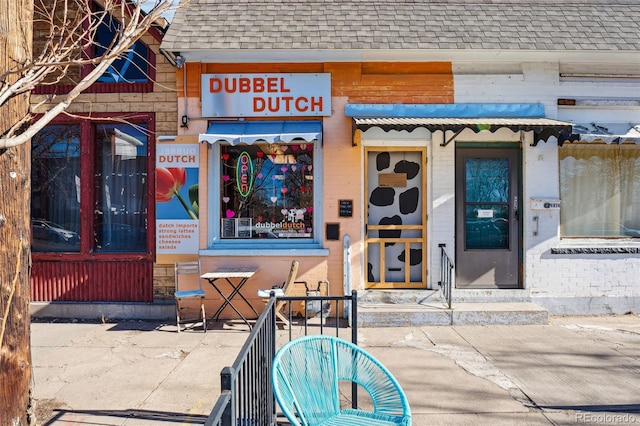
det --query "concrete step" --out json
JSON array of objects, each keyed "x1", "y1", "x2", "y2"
[
  {"x1": 452, "y1": 289, "x2": 533, "y2": 303},
  {"x1": 31, "y1": 301, "x2": 175, "y2": 321},
  {"x1": 357, "y1": 289, "x2": 443, "y2": 304},
  {"x1": 357, "y1": 301, "x2": 549, "y2": 327}
]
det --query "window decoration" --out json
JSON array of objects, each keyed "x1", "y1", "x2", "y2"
[{"x1": 220, "y1": 142, "x2": 314, "y2": 239}]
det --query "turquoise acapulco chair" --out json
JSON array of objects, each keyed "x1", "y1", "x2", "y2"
[{"x1": 272, "y1": 335, "x2": 411, "y2": 426}]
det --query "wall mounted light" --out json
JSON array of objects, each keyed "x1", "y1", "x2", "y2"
[{"x1": 175, "y1": 55, "x2": 185, "y2": 69}]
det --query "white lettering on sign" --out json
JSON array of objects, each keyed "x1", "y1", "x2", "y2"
[{"x1": 201, "y1": 73, "x2": 331, "y2": 117}]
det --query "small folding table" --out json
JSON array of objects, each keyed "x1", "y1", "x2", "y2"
[{"x1": 201, "y1": 266, "x2": 259, "y2": 329}]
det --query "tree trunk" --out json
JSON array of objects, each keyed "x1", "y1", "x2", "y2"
[{"x1": 1, "y1": 0, "x2": 34, "y2": 424}]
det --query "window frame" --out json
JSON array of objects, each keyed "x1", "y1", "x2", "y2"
[
  {"x1": 558, "y1": 141, "x2": 640, "y2": 242},
  {"x1": 31, "y1": 112, "x2": 156, "y2": 261},
  {"x1": 203, "y1": 139, "x2": 327, "y2": 255},
  {"x1": 32, "y1": 1, "x2": 158, "y2": 95}
]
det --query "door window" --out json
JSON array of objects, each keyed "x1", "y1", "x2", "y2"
[
  {"x1": 464, "y1": 157, "x2": 510, "y2": 249},
  {"x1": 365, "y1": 149, "x2": 426, "y2": 288}
]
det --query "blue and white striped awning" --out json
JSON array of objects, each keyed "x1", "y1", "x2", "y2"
[{"x1": 199, "y1": 120, "x2": 322, "y2": 145}]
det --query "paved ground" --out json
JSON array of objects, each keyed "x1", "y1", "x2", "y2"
[{"x1": 31, "y1": 314, "x2": 640, "y2": 425}]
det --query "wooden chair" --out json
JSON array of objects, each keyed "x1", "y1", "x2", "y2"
[
  {"x1": 257, "y1": 260, "x2": 305, "y2": 324},
  {"x1": 174, "y1": 261, "x2": 206, "y2": 332},
  {"x1": 272, "y1": 335, "x2": 412, "y2": 426}
]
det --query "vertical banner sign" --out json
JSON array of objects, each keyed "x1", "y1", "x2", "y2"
[{"x1": 156, "y1": 144, "x2": 199, "y2": 254}]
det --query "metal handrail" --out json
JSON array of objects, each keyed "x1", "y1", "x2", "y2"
[
  {"x1": 278, "y1": 293, "x2": 358, "y2": 346},
  {"x1": 207, "y1": 290, "x2": 358, "y2": 426},
  {"x1": 204, "y1": 391, "x2": 231, "y2": 426},
  {"x1": 438, "y1": 243, "x2": 454, "y2": 309}
]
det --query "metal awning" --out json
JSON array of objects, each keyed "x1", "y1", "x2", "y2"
[
  {"x1": 352, "y1": 117, "x2": 573, "y2": 146},
  {"x1": 199, "y1": 120, "x2": 322, "y2": 145},
  {"x1": 346, "y1": 103, "x2": 573, "y2": 145},
  {"x1": 566, "y1": 123, "x2": 640, "y2": 144}
]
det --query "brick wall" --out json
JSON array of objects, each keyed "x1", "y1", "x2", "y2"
[
  {"x1": 30, "y1": 17, "x2": 178, "y2": 303},
  {"x1": 153, "y1": 264, "x2": 175, "y2": 301},
  {"x1": 455, "y1": 62, "x2": 640, "y2": 311}
]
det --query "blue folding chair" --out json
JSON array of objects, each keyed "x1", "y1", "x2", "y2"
[
  {"x1": 272, "y1": 335, "x2": 411, "y2": 425},
  {"x1": 174, "y1": 261, "x2": 206, "y2": 332}
]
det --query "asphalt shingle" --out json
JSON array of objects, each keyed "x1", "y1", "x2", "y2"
[{"x1": 161, "y1": 0, "x2": 640, "y2": 52}]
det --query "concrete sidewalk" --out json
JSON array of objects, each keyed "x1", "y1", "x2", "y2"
[{"x1": 31, "y1": 315, "x2": 640, "y2": 425}]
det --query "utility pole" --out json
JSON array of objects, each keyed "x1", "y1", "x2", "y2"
[{"x1": 0, "y1": 0, "x2": 34, "y2": 422}]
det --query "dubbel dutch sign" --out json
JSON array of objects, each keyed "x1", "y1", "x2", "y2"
[{"x1": 201, "y1": 73, "x2": 331, "y2": 117}]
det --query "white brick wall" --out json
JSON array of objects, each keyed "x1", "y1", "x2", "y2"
[
  {"x1": 428, "y1": 131, "x2": 455, "y2": 288},
  {"x1": 450, "y1": 61, "x2": 640, "y2": 314}
]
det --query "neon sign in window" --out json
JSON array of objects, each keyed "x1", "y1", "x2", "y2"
[
  {"x1": 221, "y1": 143, "x2": 314, "y2": 239},
  {"x1": 236, "y1": 151, "x2": 254, "y2": 197}
]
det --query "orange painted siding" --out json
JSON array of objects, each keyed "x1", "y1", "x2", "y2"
[
  {"x1": 197, "y1": 257, "x2": 330, "y2": 319},
  {"x1": 181, "y1": 61, "x2": 454, "y2": 105},
  {"x1": 183, "y1": 61, "x2": 454, "y2": 305},
  {"x1": 329, "y1": 62, "x2": 453, "y2": 103}
]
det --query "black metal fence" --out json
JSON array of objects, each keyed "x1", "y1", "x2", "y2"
[
  {"x1": 438, "y1": 243, "x2": 454, "y2": 309},
  {"x1": 206, "y1": 291, "x2": 358, "y2": 426}
]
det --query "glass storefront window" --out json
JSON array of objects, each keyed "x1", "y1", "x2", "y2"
[
  {"x1": 31, "y1": 120, "x2": 151, "y2": 254},
  {"x1": 93, "y1": 124, "x2": 149, "y2": 252},
  {"x1": 220, "y1": 143, "x2": 314, "y2": 239},
  {"x1": 31, "y1": 125, "x2": 82, "y2": 252},
  {"x1": 560, "y1": 144, "x2": 640, "y2": 238}
]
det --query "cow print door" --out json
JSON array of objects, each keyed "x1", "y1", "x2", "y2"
[{"x1": 365, "y1": 149, "x2": 426, "y2": 289}]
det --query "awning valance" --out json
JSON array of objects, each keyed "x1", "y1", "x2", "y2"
[
  {"x1": 566, "y1": 123, "x2": 640, "y2": 145},
  {"x1": 199, "y1": 120, "x2": 322, "y2": 145},
  {"x1": 352, "y1": 117, "x2": 573, "y2": 145},
  {"x1": 346, "y1": 103, "x2": 573, "y2": 145}
]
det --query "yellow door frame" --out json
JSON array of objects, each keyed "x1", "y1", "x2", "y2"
[{"x1": 364, "y1": 147, "x2": 427, "y2": 289}]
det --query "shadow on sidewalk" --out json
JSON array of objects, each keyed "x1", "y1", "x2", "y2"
[{"x1": 43, "y1": 408, "x2": 209, "y2": 425}]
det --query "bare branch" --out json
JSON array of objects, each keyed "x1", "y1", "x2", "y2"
[{"x1": 0, "y1": 0, "x2": 179, "y2": 149}]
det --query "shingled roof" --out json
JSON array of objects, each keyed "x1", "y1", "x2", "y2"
[{"x1": 162, "y1": 0, "x2": 640, "y2": 58}]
